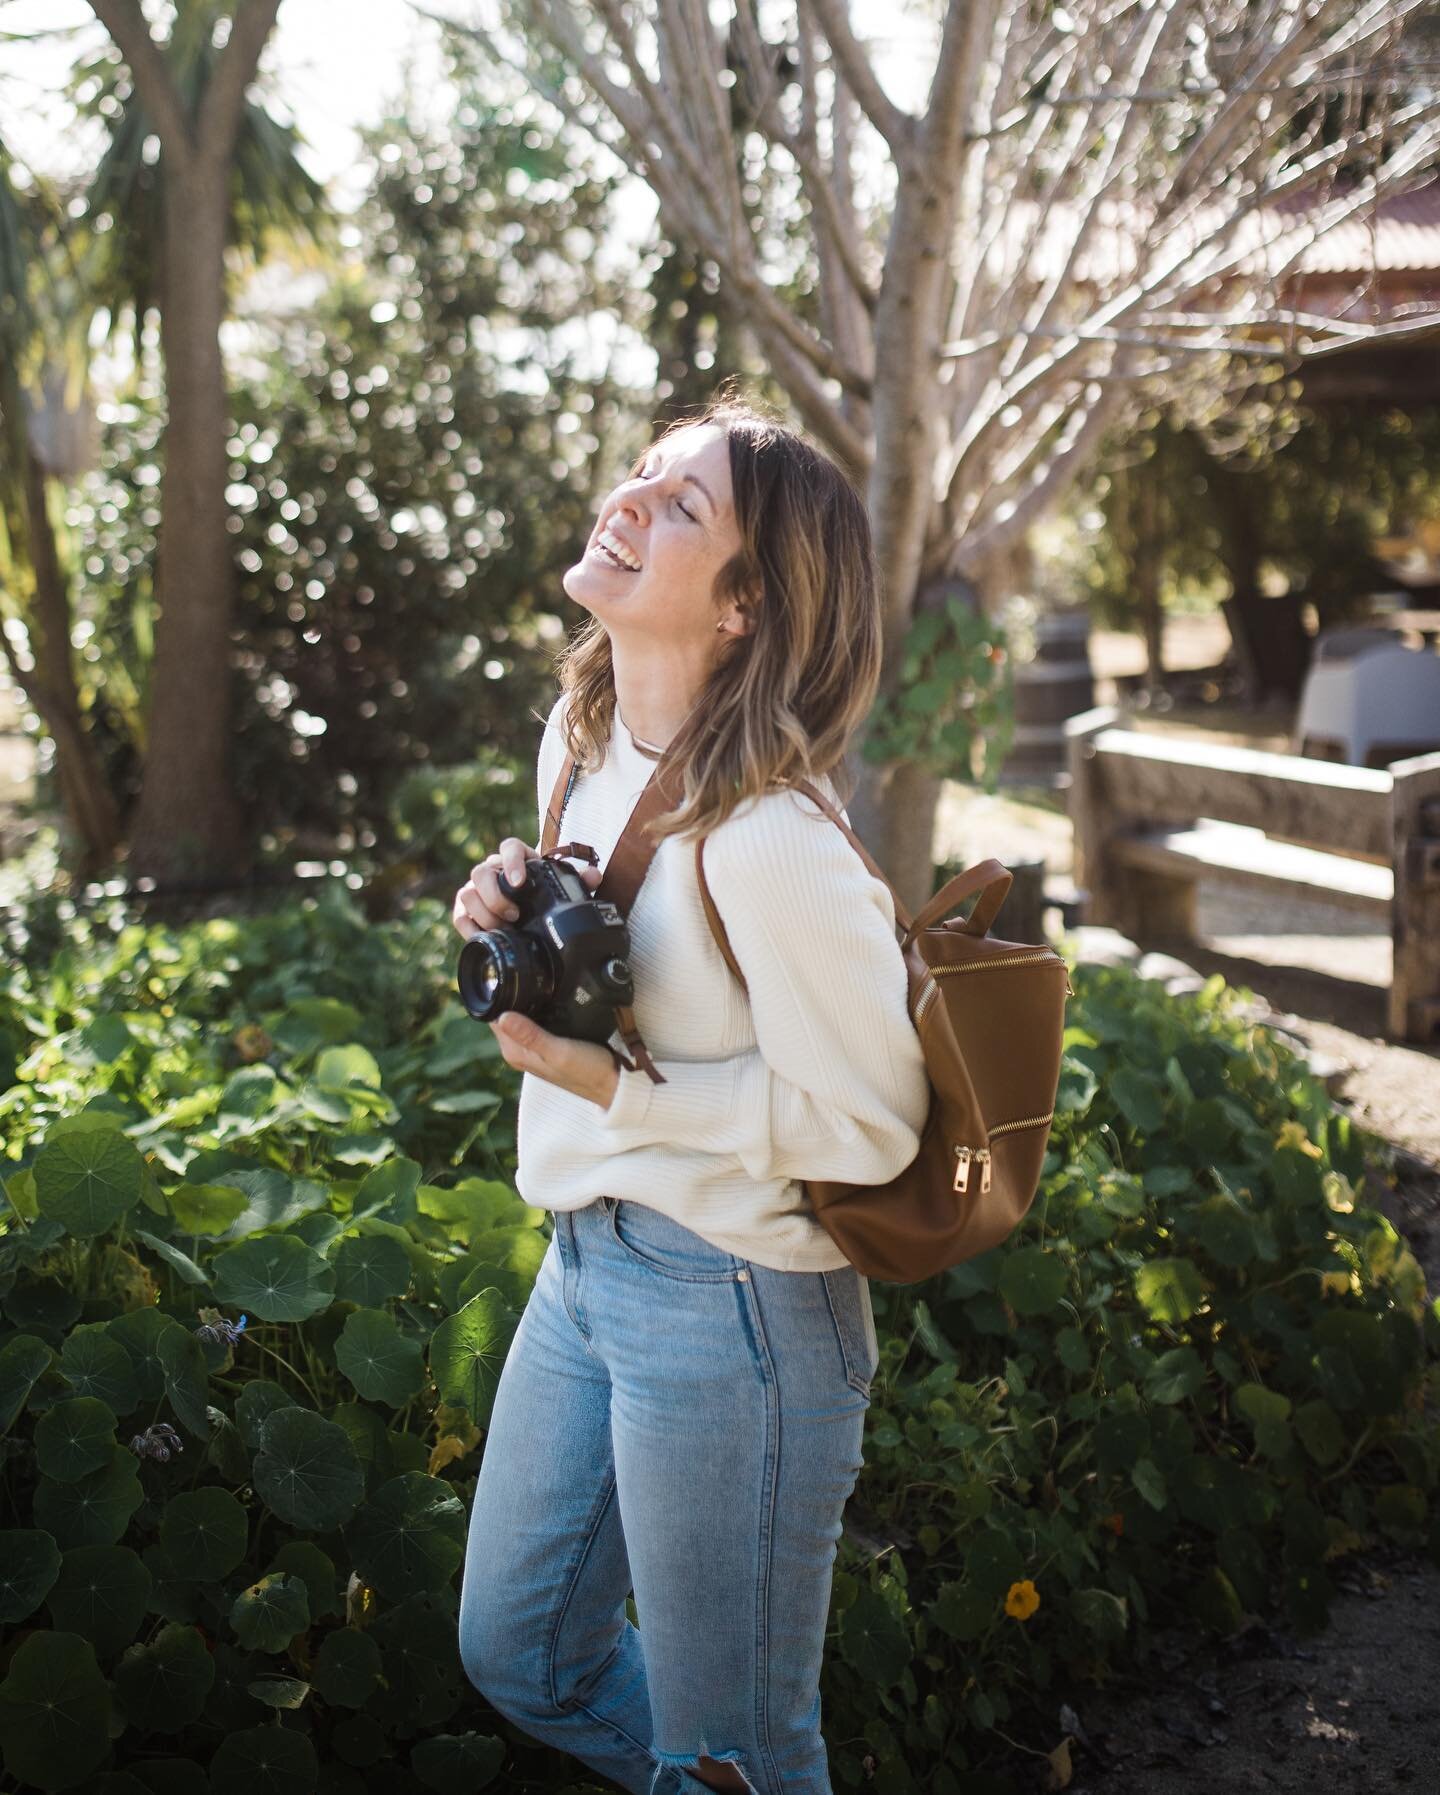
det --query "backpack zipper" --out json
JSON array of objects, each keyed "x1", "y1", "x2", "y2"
[
  {"x1": 915, "y1": 951, "x2": 1074, "y2": 1025},
  {"x1": 953, "y1": 1113, "x2": 1056, "y2": 1193}
]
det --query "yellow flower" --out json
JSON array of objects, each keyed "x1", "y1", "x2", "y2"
[{"x1": 1005, "y1": 1579, "x2": 1040, "y2": 1620}]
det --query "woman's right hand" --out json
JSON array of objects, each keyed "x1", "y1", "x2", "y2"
[{"x1": 451, "y1": 839, "x2": 603, "y2": 940}]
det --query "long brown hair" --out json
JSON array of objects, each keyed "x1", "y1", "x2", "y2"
[{"x1": 548, "y1": 389, "x2": 882, "y2": 845}]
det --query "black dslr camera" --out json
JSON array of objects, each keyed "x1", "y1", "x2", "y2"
[{"x1": 456, "y1": 854, "x2": 635, "y2": 1046}]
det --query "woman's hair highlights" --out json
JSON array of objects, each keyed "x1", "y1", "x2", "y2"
[{"x1": 551, "y1": 388, "x2": 883, "y2": 846}]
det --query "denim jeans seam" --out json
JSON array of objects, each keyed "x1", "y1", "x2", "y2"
[
  {"x1": 820, "y1": 1269, "x2": 871, "y2": 1396},
  {"x1": 547, "y1": 1467, "x2": 629, "y2": 1717},
  {"x1": 738, "y1": 1276, "x2": 783, "y2": 1791}
]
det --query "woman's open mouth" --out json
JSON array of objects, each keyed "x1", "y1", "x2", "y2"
[{"x1": 587, "y1": 527, "x2": 643, "y2": 572}]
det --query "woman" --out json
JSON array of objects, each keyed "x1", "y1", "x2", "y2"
[{"x1": 452, "y1": 393, "x2": 931, "y2": 1795}]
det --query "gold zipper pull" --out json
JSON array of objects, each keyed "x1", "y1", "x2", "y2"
[
  {"x1": 953, "y1": 1144, "x2": 972, "y2": 1194},
  {"x1": 1064, "y1": 972, "x2": 1075, "y2": 997},
  {"x1": 976, "y1": 1147, "x2": 992, "y2": 1194}
]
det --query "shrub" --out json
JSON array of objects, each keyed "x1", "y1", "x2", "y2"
[{"x1": 1, "y1": 888, "x2": 1436, "y2": 1794}]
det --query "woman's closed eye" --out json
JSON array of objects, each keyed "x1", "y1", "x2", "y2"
[{"x1": 640, "y1": 460, "x2": 697, "y2": 522}]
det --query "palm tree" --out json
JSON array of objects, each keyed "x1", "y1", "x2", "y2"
[
  {"x1": 84, "y1": 0, "x2": 325, "y2": 889},
  {"x1": 0, "y1": 133, "x2": 124, "y2": 876}
]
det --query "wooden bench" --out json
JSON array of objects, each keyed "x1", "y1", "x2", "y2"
[{"x1": 1064, "y1": 705, "x2": 1440, "y2": 1044}]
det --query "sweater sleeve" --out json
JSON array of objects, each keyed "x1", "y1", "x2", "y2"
[
  {"x1": 534, "y1": 692, "x2": 568, "y2": 841},
  {"x1": 593, "y1": 784, "x2": 931, "y2": 1186}
]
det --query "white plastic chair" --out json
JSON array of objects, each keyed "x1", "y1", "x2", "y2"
[{"x1": 1294, "y1": 639, "x2": 1440, "y2": 765}]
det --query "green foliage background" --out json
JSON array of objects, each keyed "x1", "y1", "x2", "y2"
[{"x1": 1, "y1": 878, "x2": 1437, "y2": 1794}]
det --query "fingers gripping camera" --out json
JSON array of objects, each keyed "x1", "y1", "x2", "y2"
[{"x1": 456, "y1": 845, "x2": 635, "y2": 1048}]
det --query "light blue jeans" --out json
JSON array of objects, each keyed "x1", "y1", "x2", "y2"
[{"x1": 457, "y1": 1193, "x2": 880, "y2": 1794}]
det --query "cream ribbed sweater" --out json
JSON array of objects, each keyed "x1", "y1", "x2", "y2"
[{"x1": 512, "y1": 693, "x2": 932, "y2": 1271}]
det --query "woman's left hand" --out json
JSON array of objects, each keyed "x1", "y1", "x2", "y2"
[{"x1": 488, "y1": 1012, "x2": 620, "y2": 1110}]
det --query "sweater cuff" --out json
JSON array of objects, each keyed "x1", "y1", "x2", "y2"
[{"x1": 598, "y1": 1061, "x2": 657, "y2": 1131}]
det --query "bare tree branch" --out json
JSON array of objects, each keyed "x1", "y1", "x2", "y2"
[
  {"x1": 197, "y1": 0, "x2": 284, "y2": 168},
  {"x1": 799, "y1": 0, "x2": 918, "y2": 165},
  {"x1": 87, "y1": 0, "x2": 195, "y2": 150}
]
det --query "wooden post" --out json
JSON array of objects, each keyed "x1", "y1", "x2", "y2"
[
  {"x1": 993, "y1": 858, "x2": 1047, "y2": 944},
  {"x1": 1064, "y1": 706, "x2": 1198, "y2": 940},
  {"x1": 1389, "y1": 749, "x2": 1440, "y2": 1044},
  {"x1": 1065, "y1": 705, "x2": 1124, "y2": 928}
]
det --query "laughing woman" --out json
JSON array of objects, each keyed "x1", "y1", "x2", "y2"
[{"x1": 452, "y1": 394, "x2": 930, "y2": 1795}]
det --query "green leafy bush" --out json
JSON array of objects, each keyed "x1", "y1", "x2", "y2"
[
  {"x1": 1, "y1": 886, "x2": 1436, "y2": 1795},
  {"x1": 820, "y1": 956, "x2": 1440, "y2": 1792}
]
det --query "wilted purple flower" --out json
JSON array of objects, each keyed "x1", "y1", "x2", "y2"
[
  {"x1": 194, "y1": 1311, "x2": 248, "y2": 1347},
  {"x1": 130, "y1": 1421, "x2": 184, "y2": 1462}
]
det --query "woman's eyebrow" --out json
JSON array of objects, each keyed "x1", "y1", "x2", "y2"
[{"x1": 636, "y1": 454, "x2": 720, "y2": 517}]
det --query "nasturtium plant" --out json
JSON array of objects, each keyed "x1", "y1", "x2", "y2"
[{"x1": 2, "y1": 880, "x2": 1437, "y2": 1795}]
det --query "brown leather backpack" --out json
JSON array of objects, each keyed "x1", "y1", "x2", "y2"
[{"x1": 538, "y1": 745, "x2": 1073, "y2": 1284}]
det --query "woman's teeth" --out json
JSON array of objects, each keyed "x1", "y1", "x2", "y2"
[{"x1": 593, "y1": 528, "x2": 642, "y2": 571}]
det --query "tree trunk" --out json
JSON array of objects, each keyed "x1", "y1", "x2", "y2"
[
  {"x1": 124, "y1": 162, "x2": 249, "y2": 886},
  {"x1": 4, "y1": 447, "x2": 126, "y2": 877},
  {"x1": 844, "y1": 554, "x2": 1009, "y2": 919}
]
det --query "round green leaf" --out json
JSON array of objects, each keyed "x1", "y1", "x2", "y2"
[
  {"x1": 44, "y1": 1545, "x2": 151, "y2": 1658},
  {"x1": 112, "y1": 1622, "x2": 215, "y2": 1734},
  {"x1": 1071, "y1": 1586, "x2": 1129, "y2": 1644},
  {"x1": 964, "y1": 1527, "x2": 1025, "y2": 1599},
  {"x1": 411, "y1": 1732, "x2": 507, "y2": 1794},
  {"x1": 836, "y1": 1585, "x2": 912, "y2": 1688},
  {"x1": 35, "y1": 1397, "x2": 118, "y2": 1483},
  {"x1": 235, "y1": 1378, "x2": 298, "y2": 1450},
  {"x1": 220, "y1": 1065, "x2": 278, "y2": 1119},
  {"x1": 332, "y1": 1234, "x2": 411, "y2": 1306},
  {"x1": 208, "y1": 1723, "x2": 317, "y2": 1795},
  {"x1": 58, "y1": 1326, "x2": 138, "y2": 1417},
  {"x1": 33, "y1": 1130, "x2": 145, "y2": 1238},
  {"x1": 0, "y1": 1630, "x2": 112, "y2": 1790},
  {"x1": 166, "y1": 1182, "x2": 248, "y2": 1237},
  {"x1": 267, "y1": 1541, "x2": 339, "y2": 1623},
  {"x1": 207, "y1": 1169, "x2": 328, "y2": 1246},
  {"x1": 928, "y1": 1578, "x2": 994, "y2": 1644},
  {"x1": 342, "y1": 1473, "x2": 466, "y2": 1601},
  {"x1": 996, "y1": 1246, "x2": 1069, "y2": 1316},
  {"x1": 1133, "y1": 1256, "x2": 1206, "y2": 1324},
  {"x1": 428, "y1": 1288, "x2": 518, "y2": 1426},
  {"x1": 0, "y1": 1334, "x2": 56, "y2": 1432},
  {"x1": 1143, "y1": 1346, "x2": 1206, "y2": 1405},
  {"x1": 160, "y1": 1488, "x2": 249, "y2": 1581},
  {"x1": 0, "y1": 1530, "x2": 62, "y2": 1624},
  {"x1": 157, "y1": 1324, "x2": 213, "y2": 1440},
  {"x1": 230, "y1": 1572, "x2": 310, "y2": 1654},
  {"x1": 315, "y1": 1044, "x2": 382, "y2": 1090},
  {"x1": 271, "y1": 995, "x2": 365, "y2": 1055},
  {"x1": 107, "y1": 1308, "x2": 183, "y2": 1403},
  {"x1": 335, "y1": 1309, "x2": 425, "y2": 1406},
  {"x1": 1295, "y1": 1398, "x2": 1345, "y2": 1467},
  {"x1": 368, "y1": 1595, "x2": 462, "y2": 1730},
  {"x1": 210, "y1": 1233, "x2": 335, "y2": 1322},
  {"x1": 311, "y1": 1626, "x2": 381, "y2": 1708},
  {"x1": 34, "y1": 1447, "x2": 144, "y2": 1548},
  {"x1": 352, "y1": 1156, "x2": 421, "y2": 1224},
  {"x1": 247, "y1": 1676, "x2": 310, "y2": 1710},
  {"x1": 253, "y1": 1408, "x2": 364, "y2": 1530}
]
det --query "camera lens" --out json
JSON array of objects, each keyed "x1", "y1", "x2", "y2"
[
  {"x1": 457, "y1": 926, "x2": 551, "y2": 1021},
  {"x1": 458, "y1": 931, "x2": 515, "y2": 1020}
]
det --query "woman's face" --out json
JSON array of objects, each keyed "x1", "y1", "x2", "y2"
[{"x1": 561, "y1": 423, "x2": 750, "y2": 649}]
